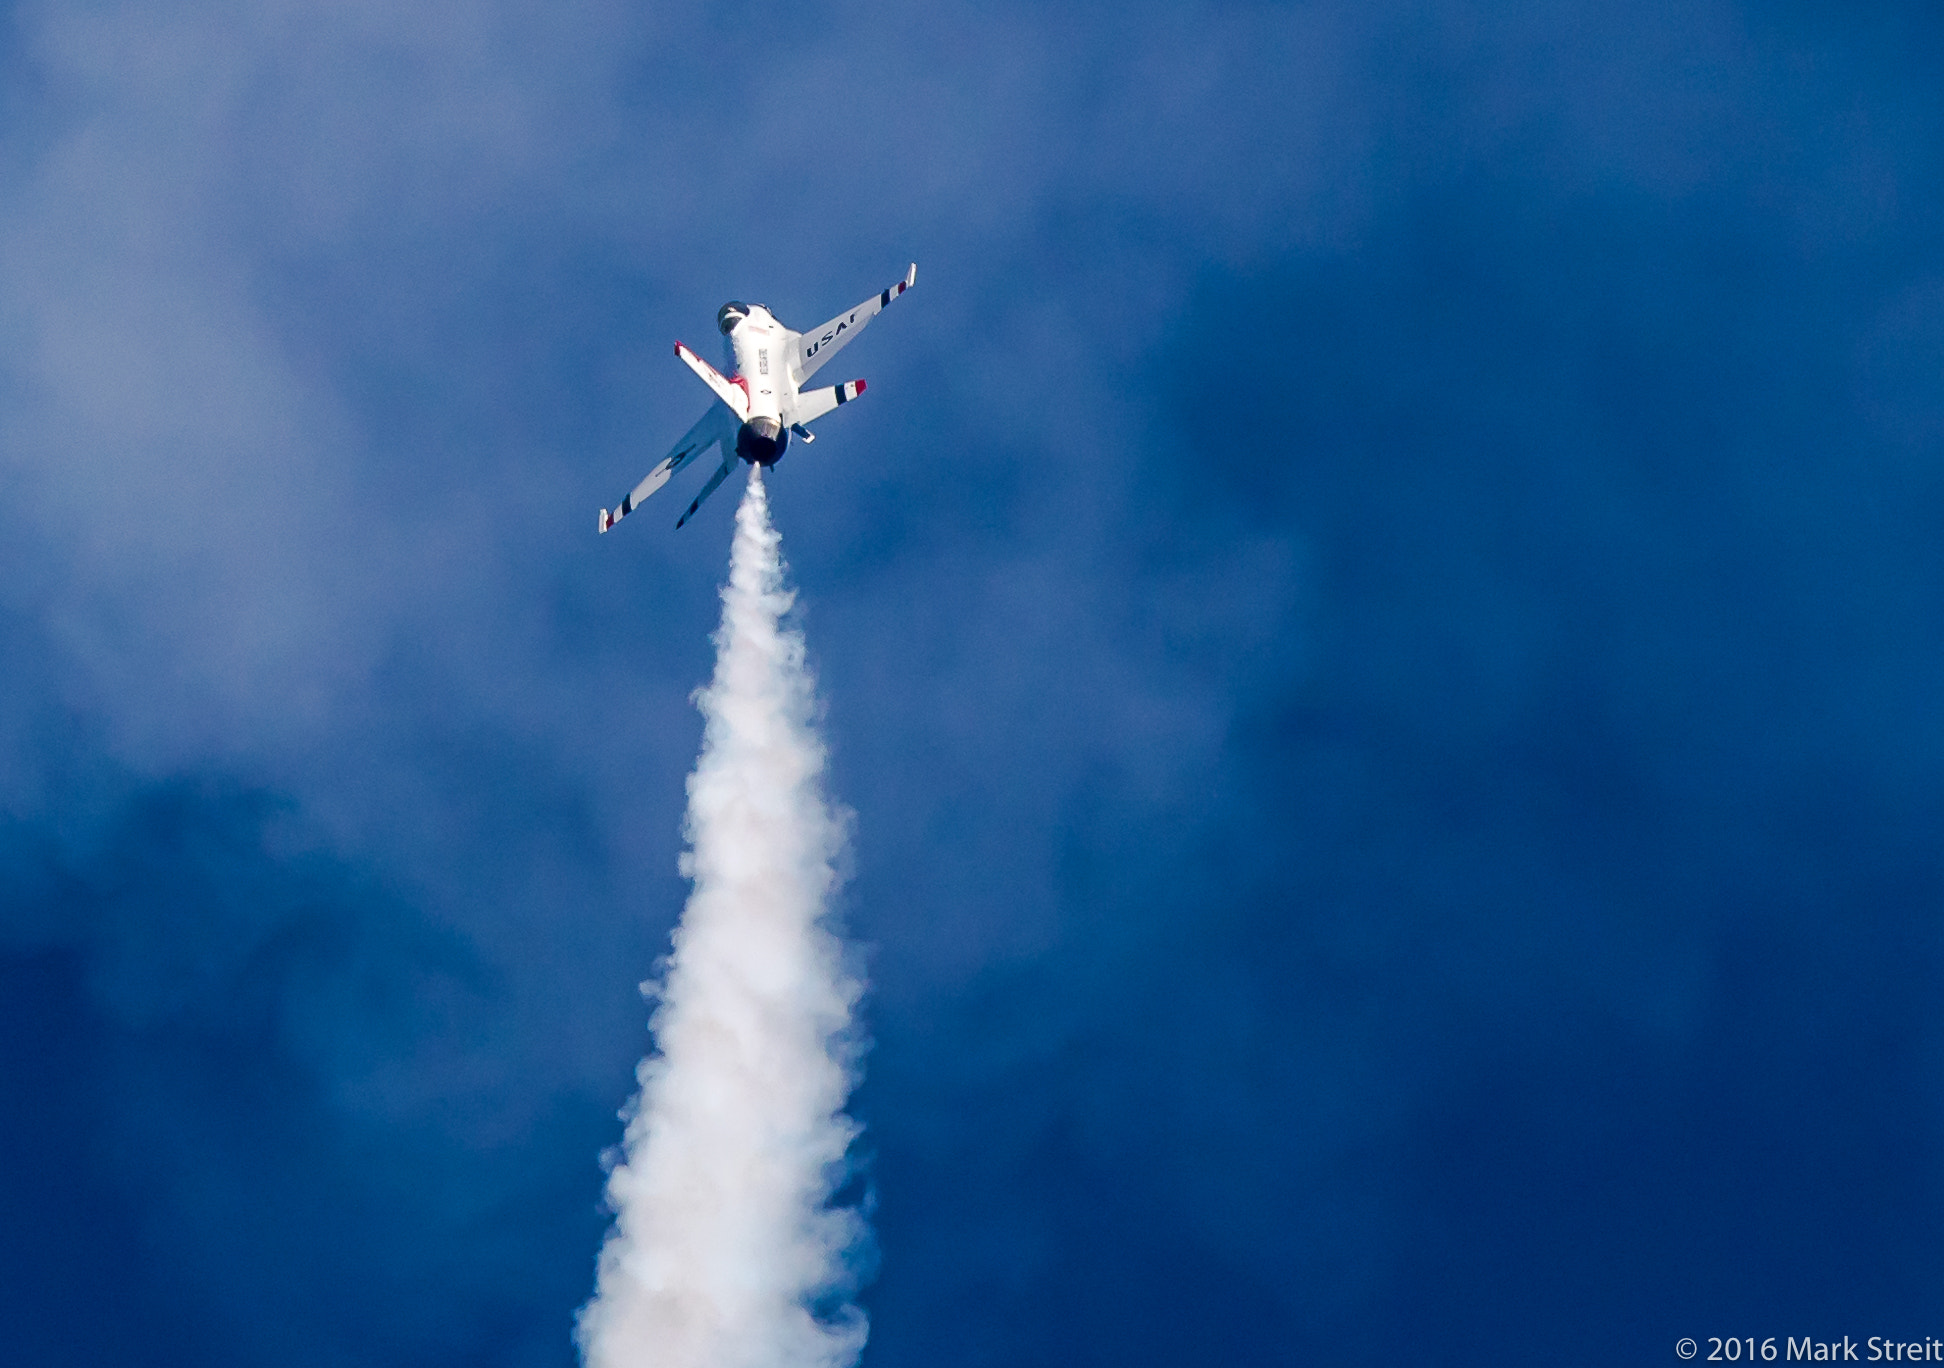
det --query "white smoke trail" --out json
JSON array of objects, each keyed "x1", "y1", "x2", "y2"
[{"x1": 579, "y1": 467, "x2": 868, "y2": 1368}]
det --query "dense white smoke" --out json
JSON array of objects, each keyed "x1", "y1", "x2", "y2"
[{"x1": 578, "y1": 468, "x2": 868, "y2": 1368}]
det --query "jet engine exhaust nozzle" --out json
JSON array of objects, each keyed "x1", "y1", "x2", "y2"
[{"x1": 736, "y1": 416, "x2": 789, "y2": 466}]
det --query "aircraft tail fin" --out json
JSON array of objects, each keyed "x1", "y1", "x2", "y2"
[{"x1": 676, "y1": 457, "x2": 736, "y2": 529}]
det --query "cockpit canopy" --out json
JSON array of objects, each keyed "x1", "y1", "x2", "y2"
[{"x1": 716, "y1": 301, "x2": 749, "y2": 335}]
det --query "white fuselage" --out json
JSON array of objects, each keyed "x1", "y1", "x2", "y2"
[{"x1": 723, "y1": 306, "x2": 791, "y2": 425}]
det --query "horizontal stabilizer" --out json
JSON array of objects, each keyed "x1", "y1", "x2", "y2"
[
  {"x1": 788, "y1": 378, "x2": 866, "y2": 427},
  {"x1": 675, "y1": 341, "x2": 749, "y2": 419}
]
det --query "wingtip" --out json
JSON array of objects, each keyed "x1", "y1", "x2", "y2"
[{"x1": 905, "y1": 262, "x2": 917, "y2": 288}]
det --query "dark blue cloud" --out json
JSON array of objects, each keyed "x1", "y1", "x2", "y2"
[
  {"x1": 833, "y1": 4, "x2": 1944, "y2": 1363},
  {"x1": 0, "y1": 773, "x2": 621, "y2": 1365},
  {"x1": 3, "y1": 0, "x2": 1944, "y2": 1363}
]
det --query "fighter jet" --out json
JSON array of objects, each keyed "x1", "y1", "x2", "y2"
[{"x1": 599, "y1": 263, "x2": 917, "y2": 533}]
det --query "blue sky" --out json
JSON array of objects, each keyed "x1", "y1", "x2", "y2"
[{"x1": 3, "y1": 1, "x2": 1944, "y2": 1363}]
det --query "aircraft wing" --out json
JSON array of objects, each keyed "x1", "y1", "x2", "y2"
[
  {"x1": 675, "y1": 341, "x2": 749, "y2": 419},
  {"x1": 598, "y1": 406, "x2": 733, "y2": 534},
  {"x1": 794, "y1": 263, "x2": 916, "y2": 383}
]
